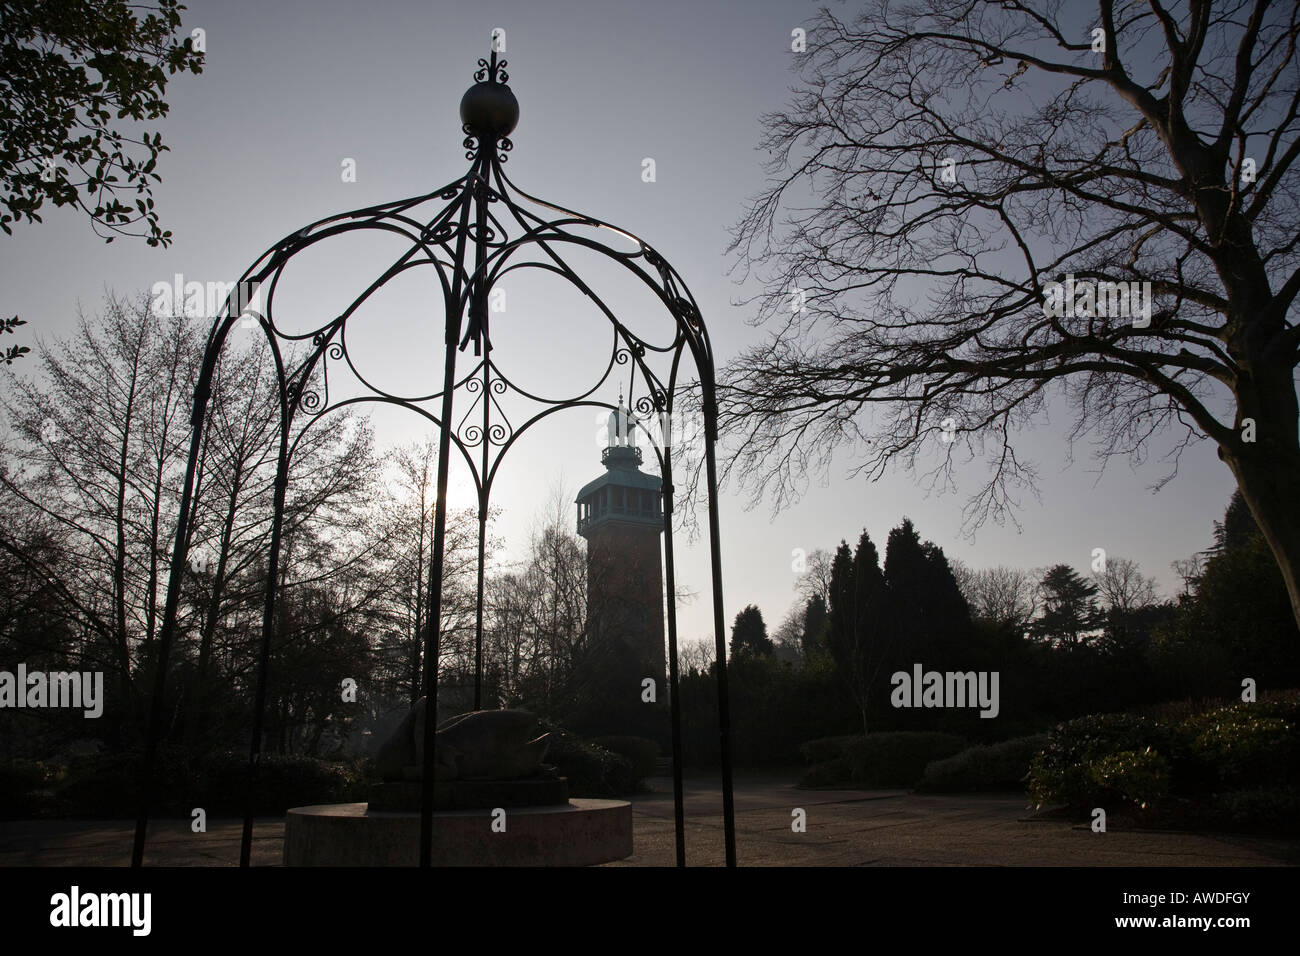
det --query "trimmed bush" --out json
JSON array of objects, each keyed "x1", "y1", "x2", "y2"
[
  {"x1": 593, "y1": 736, "x2": 659, "y2": 780},
  {"x1": 0, "y1": 760, "x2": 56, "y2": 819},
  {"x1": 919, "y1": 735, "x2": 1048, "y2": 792},
  {"x1": 544, "y1": 732, "x2": 639, "y2": 797},
  {"x1": 198, "y1": 752, "x2": 366, "y2": 814},
  {"x1": 46, "y1": 750, "x2": 368, "y2": 818},
  {"x1": 1208, "y1": 786, "x2": 1300, "y2": 835},
  {"x1": 55, "y1": 748, "x2": 195, "y2": 818},
  {"x1": 1028, "y1": 713, "x2": 1175, "y2": 808},
  {"x1": 799, "y1": 735, "x2": 859, "y2": 766},
  {"x1": 1180, "y1": 704, "x2": 1299, "y2": 790},
  {"x1": 1028, "y1": 694, "x2": 1300, "y2": 820},
  {"x1": 1085, "y1": 748, "x2": 1171, "y2": 810},
  {"x1": 800, "y1": 732, "x2": 966, "y2": 788}
]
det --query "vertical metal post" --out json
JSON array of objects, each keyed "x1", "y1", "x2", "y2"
[
  {"x1": 702, "y1": 383, "x2": 737, "y2": 867},
  {"x1": 419, "y1": 152, "x2": 481, "y2": 868},
  {"x1": 660, "y1": 448, "x2": 687, "y2": 867},
  {"x1": 473, "y1": 356, "x2": 490, "y2": 710},
  {"x1": 239, "y1": 438, "x2": 291, "y2": 867}
]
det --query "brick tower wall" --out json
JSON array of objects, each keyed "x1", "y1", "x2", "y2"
[{"x1": 585, "y1": 522, "x2": 666, "y2": 684}]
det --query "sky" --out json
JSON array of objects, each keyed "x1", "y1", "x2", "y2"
[{"x1": 0, "y1": 0, "x2": 1238, "y2": 653}]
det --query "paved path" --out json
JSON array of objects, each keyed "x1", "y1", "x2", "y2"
[
  {"x1": 0, "y1": 774, "x2": 1295, "y2": 866},
  {"x1": 609, "y1": 775, "x2": 1300, "y2": 866}
]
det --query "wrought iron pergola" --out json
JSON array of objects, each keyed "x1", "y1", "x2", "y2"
[{"x1": 131, "y1": 50, "x2": 737, "y2": 867}]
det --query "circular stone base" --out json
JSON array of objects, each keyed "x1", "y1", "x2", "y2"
[
  {"x1": 283, "y1": 800, "x2": 632, "y2": 866},
  {"x1": 367, "y1": 776, "x2": 568, "y2": 812}
]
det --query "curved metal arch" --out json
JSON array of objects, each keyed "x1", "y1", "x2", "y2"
[
  {"x1": 283, "y1": 395, "x2": 482, "y2": 491},
  {"x1": 476, "y1": 191, "x2": 704, "y2": 356},
  {"x1": 133, "y1": 49, "x2": 736, "y2": 871}
]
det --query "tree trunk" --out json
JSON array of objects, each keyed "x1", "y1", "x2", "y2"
[
  {"x1": 1222, "y1": 448, "x2": 1300, "y2": 633},
  {"x1": 1221, "y1": 362, "x2": 1300, "y2": 632}
]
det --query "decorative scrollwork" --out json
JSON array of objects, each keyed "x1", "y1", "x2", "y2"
[
  {"x1": 458, "y1": 373, "x2": 512, "y2": 449},
  {"x1": 634, "y1": 388, "x2": 667, "y2": 418},
  {"x1": 496, "y1": 137, "x2": 512, "y2": 163},
  {"x1": 471, "y1": 56, "x2": 510, "y2": 84},
  {"x1": 327, "y1": 343, "x2": 344, "y2": 361},
  {"x1": 614, "y1": 348, "x2": 632, "y2": 366},
  {"x1": 674, "y1": 297, "x2": 702, "y2": 327},
  {"x1": 286, "y1": 380, "x2": 322, "y2": 415}
]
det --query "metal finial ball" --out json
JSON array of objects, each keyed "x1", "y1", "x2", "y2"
[{"x1": 460, "y1": 81, "x2": 519, "y2": 137}]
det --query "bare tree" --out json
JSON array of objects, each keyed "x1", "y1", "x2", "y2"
[
  {"x1": 721, "y1": 1, "x2": 1300, "y2": 629},
  {"x1": 677, "y1": 637, "x2": 716, "y2": 676},
  {"x1": 953, "y1": 561, "x2": 1040, "y2": 633},
  {"x1": 794, "y1": 547, "x2": 834, "y2": 607},
  {"x1": 482, "y1": 483, "x2": 595, "y2": 716},
  {"x1": 1093, "y1": 555, "x2": 1161, "y2": 612},
  {"x1": 772, "y1": 600, "x2": 806, "y2": 665},
  {"x1": 0, "y1": 293, "x2": 200, "y2": 701},
  {"x1": 369, "y1": 438, "x2": 481, "y2": 706},
  {"x1": 0, "y1": 292, "x2": 387, "y2": 746},
  {"x1": 1171, "y1": 553, "x2": 1207, "y2": 596}
]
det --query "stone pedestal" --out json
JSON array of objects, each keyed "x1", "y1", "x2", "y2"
[
  {"x1": 367, "y1": 776, "x2": 568, "y2": 811},
  {"x1": 283, "y1": 799, "x2": 632, "y2": 866}
]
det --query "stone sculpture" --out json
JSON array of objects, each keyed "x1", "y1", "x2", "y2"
[{"x1": 374, "y1": 701, "x2": 550, "y2": 782}]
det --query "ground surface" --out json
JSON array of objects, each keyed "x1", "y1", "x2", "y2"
[{"x1": 1, "y1": 772, "x2": 1295, "y2": 866}]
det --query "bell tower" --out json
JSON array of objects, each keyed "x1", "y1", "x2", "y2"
[{"x1": 576, "y1": 402, "x2": 666, "y2": 685}]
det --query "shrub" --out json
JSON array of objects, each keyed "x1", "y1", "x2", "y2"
[
  {"x1": 1024, "y1": 695, "x2": 1300, "y2": 827},
  {"x1": 544, "y1": 732, "x2": 639, "y2": 797},
  {"x1": 197, "y1": 752, "x2": 366, "y2": 814},
  {"x1": 1085, "y1": 748, "x2": 1171, "y2": 810},
  {"x1": 1208, "y1": 786, "x2": 1300, "y2": 835},
  {"x1": 800, "y1": 732, "x2": 966, "y2": 788},
  {"x1": 49, "y1": 749, "x2": 368, "y2": 818},
  {"x1": 798, "y1": 735, "x2": 859, "y2": 766},
  {"x1": 919, "y1": 735, "x2": 1048, "y2": 792},
  {"x1": 1179, "y1": 705, "x2": 1299, "y2": 790},
  {"x1": 593, "y1": 736, "x2": 659, "y2": 780},
  {"x1": 55, "y1": 748, "x2": 196, "y2": 818},
  {"x1": 0, "y1": 760, "x2": 55, "y2": 819},
  {"x1": 1028, "y1": 713, "x2": 1174, "y2": 807}
]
